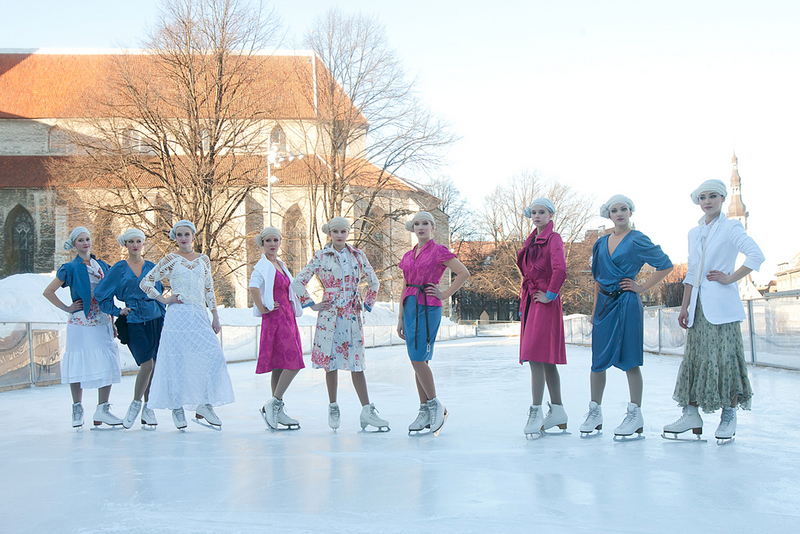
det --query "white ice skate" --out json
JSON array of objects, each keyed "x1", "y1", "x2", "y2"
[
  {"x1": 260, "y1": 397, "x2": 280, "y2": 431},
  {"x1": 662, "y1": 405, "x2": 705, "y2": 441},
  {"x1": 92, "y1": 402, "x2": 123, "y2": 428},
  {"x1": 276, "y1": 401, "x2": 300, "y2": 430},
  {"x1": 72, "y1": 402, "x2": 84, "y2": 429},
  {"x1": 360, "y1": 403, "x2": 390, "y2": 432},
  {"x1": 715, "y1": 407, "x2": 737, "y2": 444},
  {"x1": 523, "y1": 405, "x2": 543, "y2": 439},
  {"x1": 141, "y1": 402, "x2": 157, "y2": 429},
  {"x1": 613, "y1": 402, "x2": 645, "y2": 441},
  {"x1": 328, "y1": 402, "x2": 341, "y2": 431},
  {"x1": 172, "y1": 408, "x2": 188, "y2": 430},
  {"x1": 122, "y1": 400, "x2": 142, "y2": 430},
  {"x1": 408, "y1": 403, "x2": 430, "y2": 435},
  {"x1": 579, "y1": 401, "x2": 603, "y2": 437},
  {"x1": 542, "y1": 402, "x2": 568, "y2": 434},
  {"x1": 427, "y1": 397, "x2": 447, "y2": 437},
  {"x1": 194, "y1": 404, "x2": 222, "y2": 430}
]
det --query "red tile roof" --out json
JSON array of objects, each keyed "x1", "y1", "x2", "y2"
[
  {"x1": 0, "y1": 155, "x2": 415, "y2": 192},
  {"x1": 0, "y1": 51, "x2": 362, "y2": 121}
]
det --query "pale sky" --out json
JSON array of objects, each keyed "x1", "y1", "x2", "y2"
[{"x1": 3, "y1": 0, "x2": 799, "y2": 283}]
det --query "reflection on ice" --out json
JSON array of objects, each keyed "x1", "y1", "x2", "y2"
[{"x1": 1, "y1": 337, "x2": 799, "y2": 533}]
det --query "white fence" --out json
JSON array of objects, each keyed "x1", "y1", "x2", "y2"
[{"x1": 0, "y1": 321, "x2": 477, "y2": 391}]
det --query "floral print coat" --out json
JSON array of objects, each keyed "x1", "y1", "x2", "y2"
[{"x1": 291, "y1": 243, "x2": 379, "y2": 371}]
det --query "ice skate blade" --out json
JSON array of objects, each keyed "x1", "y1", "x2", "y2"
[
  {"x1": 432, "y1": 409, "x2": 448, "y2": 437},
  {"x1": 192, "y1": 417, "x2": 221, "y2": 431},
  {"x1": 140, "y1": 424, "x2": 157, "y2": 431},
  {"x1": 716, "y1": 436, "x2": 735, "y2": 445},
  {"x1": 259, "y1": 407, "x2": 277, "y2": 432},
  {"x1": 579, "y1": 430, "x2": 602, "y2": 439},
  {"x1": 542, "y1": 428, "x2": 571, "y2": 436},
  {"x1": 525, "y1": 431, "x2": 544, "y2": 440},
  {"x1": 613, "y1": 433, "x2": 645, "y2": 442},
  {"x1": 90, "y1": 423, "x2": 123, "y2": 430},
  {"x1": 661, "y1": 432, "x2": 706, "y2": 442},
  {"x1": 360, "y1": 425, "x2": 391, "y2": 433}
]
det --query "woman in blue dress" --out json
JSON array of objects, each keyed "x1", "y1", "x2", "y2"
[
  {"x1": 580, "y1": 195, "x2": 673, "y2": 439},
  {"x1": 96, "y1": 229, "x2": 166, "y2": 429}
]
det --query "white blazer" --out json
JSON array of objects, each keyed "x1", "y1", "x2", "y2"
[
  {"x1": 684, "y1": 213, "x2": 764, "y2": 327},
  {"x1": 249, "y1": 255, "x2": 303, "y2": 317}
]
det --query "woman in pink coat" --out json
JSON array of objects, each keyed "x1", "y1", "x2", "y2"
[{"x1": 517, "y1": 198, "x2": 568, "y2": 438}]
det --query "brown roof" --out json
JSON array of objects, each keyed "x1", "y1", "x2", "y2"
[
  {"x1": 0, "y1": 51, "x2": 362, "y2": 121},
  {"x1": 0, "y1": 154, "x2": 415, "y2": 192}
]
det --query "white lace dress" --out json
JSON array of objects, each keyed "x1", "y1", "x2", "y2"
[
  {"x1": 140, "y1": 253, "x2": 235, "y2": 410},
  {"x1": 61, "y1": 260, "x2": 121, "y2": 388}
]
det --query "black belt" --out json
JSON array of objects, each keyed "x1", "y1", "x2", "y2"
[
  {"x1": 597, "y1": 288, "x2": 629, "y2": 316},
  {"x1": 407, "y1": 283, "x2": 433, "y2": 352}
]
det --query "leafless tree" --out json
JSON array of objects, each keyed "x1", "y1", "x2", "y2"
[
  {"x1": 295, "y1": 9, "x2": 458, "y2": 251},
  {"x1": 49, "y1": 0, "x2": 285, "y2": 302},
  {"x1": 465, "y1": 170, "x2": 597, "y2": 315},
  {"x1": 420, "y1": 176, "x2": 476, "y2": 248}
]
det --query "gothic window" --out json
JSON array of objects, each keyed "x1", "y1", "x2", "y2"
[
  {"x1": 282, "y1": 204, "x2": 306, "y2": 276},
  {"x1": 270, "y1": 125, "x2": 287, "y2": 153},
  {"x1": 6, "y1": 206, "x2": 35, "y2": 274}
]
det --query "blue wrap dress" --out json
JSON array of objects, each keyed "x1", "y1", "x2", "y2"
[{"x1": 591, "y1": 230, "x2": 672, "y2": 372}]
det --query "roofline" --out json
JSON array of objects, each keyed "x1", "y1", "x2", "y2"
[{"x1": 0, "y1": 48, "x2": 315, "y2": 57}]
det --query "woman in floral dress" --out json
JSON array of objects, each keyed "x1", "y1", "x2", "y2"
[
  {"x1": 43, "y1": 226, "x2": 123, "y2": 428},
  {"x1": 292, "y1": 217, "x2": 387, "y2": 432}
]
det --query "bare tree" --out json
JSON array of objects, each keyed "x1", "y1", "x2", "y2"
[
  {"x1": 465, "y1": 170, "x2": 596, "y2": 315},
  {"x1": 420, "y1": 176, "x2": 476, "y2": 248},
  {"x1": 49, "y1": 0, "x2": 285, "y2": 300},
  {"x1": 296, "y1": 9, "x2": 458, "y2": 251}
]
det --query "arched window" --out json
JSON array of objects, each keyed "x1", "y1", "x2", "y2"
[
  {"x1": 5, "y1": 205, "x2": 35, "y2": 274},
  {"x1": 282, "y1": 204, "x2": 306, "y2": 276},
  {"x1": 270, "y1": 125, "x2": 287, "y2": 153}
]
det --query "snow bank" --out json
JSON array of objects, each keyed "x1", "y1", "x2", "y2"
[{"x1": 0, "y1": 273, "x2": 456, "y2": 327}]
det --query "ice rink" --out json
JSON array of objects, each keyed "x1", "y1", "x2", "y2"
[{"x1": 2, "y1": 337, "x2": 799, "y2": 533}]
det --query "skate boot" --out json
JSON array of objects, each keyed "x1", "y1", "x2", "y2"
[
  {"x1": 427, "y1": 397, "x2": 447, "y2": 436},
  {"x1": 141, "y1": 402, "x2": 157, "y2": 428},
  {"x1": 715, "y1": 407, "x2": 737, "y2": 443},
  {"x1": 122, "y1": 400, "x2": 143, "y2": 429},
  {"x1": 614, "y1": 402, "x2": 644, "y2": 440},
  {"x1": 408, "y1": 403, "x2": 430, "y2": 434},
  {"x1": 542, "y1": 402, "x2": 568, "y2": 433},
  {"x1": 276, "y1": 400, "x2": 300, "y2": 430},
  {"x1": 523, "y1": 405, "x2": 543, "y2": 438},
  {"x1": 72, "y1": 402, "x2": 84, "y2": 428},
  {"x1": 662, "y1": 405, "x2": 704, "y2": 440},
  {"x1": 172, "y1": 407, "x2": 188, "y2": 430},
  {"x1": 260, "y1": 397, "x2": 280, "y2": 430},
  {"x1": 579, "y1": 401, "x2": 603, "y2": 437},
  {"x1": 328, "y1": 402, "x2": 341, "y2": 431},
  {"x1": 360, "y1": 403, "x2": 390, "y2": 432},
  {"x1": 93, "y1": 402, "x2": 123, "y2": 427},
  {"x1": 195, "y1": 404, "x2": 222, "y2": 429}
]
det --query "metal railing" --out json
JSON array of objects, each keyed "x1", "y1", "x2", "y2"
[{"x1": 0, "y1": 321, "x2": 477, "y2": 391}]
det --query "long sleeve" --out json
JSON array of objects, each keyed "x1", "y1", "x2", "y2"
[
  {"x1": 546, "y1": 234, "x2": 567, "y2": 299},
  {"x1": 292, "y1": 251, "x2": 321, "y2": 308},
  {"x1": 730, "y1": 221, "x2": 765, "y2": 271},
  {"x1": 359, "y1": 251, "x2": 379, "y2": 310},
  {"x1": 140, "y1": 255, "x2": 173, "y2": 299},
  {"x1": 202, "y1": 255, "x2": 218, "y2": 311},
  {"x1": 95, "y1": 262, "x2": 123, "y2": 317}
]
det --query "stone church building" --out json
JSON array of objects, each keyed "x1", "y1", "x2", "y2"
[{"x1": 0, "y1": 49, "x2": 447, "y2": 307}]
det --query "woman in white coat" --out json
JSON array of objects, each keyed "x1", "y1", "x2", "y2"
[
  {"x1": 663, "y1": 179, "x2": 764, "y2": 442},
  {"x1": 248, "y1": 227, "x2": 305, "y2": 431}
]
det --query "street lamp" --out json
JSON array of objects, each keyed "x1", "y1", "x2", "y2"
[{"x1": 266, "y1": 143, "x2": 304, "y2": 226}]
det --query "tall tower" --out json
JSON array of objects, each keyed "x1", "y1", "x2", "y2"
[{"x1": 726, "y1": 152, "x2": 749, "y2": 229}]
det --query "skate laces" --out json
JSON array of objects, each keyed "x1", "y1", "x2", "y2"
[
  {"x1": 721, "y1": 408, "x2": 735, "y2": 424},
  {"x1": 621, "y1": 408, "x2": 637, "y2": 426}
]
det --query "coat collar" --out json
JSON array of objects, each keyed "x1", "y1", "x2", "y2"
[
  {"x1": 523, "y1": 220, "x2": 555, "y2": 248},
  {"x1": 696, "y1": 211, "x2": 728, "y2": 227},
  {"x1": 323, "y1": 242, "x2": 356, "y2": 256},
  {"x1": 70, "y1": 254, "x2": 96, "y2": 265}
]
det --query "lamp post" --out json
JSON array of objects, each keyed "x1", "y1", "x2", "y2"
[{"x1": 266, "y1": 143, "x2": 304, "y2": 226}]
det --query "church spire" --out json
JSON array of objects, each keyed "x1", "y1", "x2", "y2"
[{"x1": 726, "y1": 152, "x2": 748, "y2": 229}]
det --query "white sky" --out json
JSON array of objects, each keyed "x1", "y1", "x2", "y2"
[{"x1": 3, "y1": 0, "x2": 799, "y2": 283}]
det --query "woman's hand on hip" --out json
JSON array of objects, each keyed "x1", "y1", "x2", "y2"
[
  {"x1": 619, "y1": 278, "x2": 643, "y2": 293},
  {"x1": 532, "y1": 291, "x2": 552, "y2": 304},
  {"x1": 706, "y1": 270, "x2": 734, "y2": 285}
]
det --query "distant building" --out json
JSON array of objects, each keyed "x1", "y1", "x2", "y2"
[{"x1": 776, "y1": 252, "x2": 800, "y2": 292}]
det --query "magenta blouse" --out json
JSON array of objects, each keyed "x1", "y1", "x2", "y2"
[{"x1": 399, "y1": 240, "x2": 456, "y2": 307}]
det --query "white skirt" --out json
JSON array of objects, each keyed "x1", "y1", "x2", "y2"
[
  {"x1": 61, "y1": 322, "x2": 121, "y2": 389},
  {"x1": 148, "y1": 303, "x2": 235, "y2": 410}
]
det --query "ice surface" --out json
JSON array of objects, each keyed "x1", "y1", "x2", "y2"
[{"x1": 1, "y1": 338, "x2": 799, "y2": 533}]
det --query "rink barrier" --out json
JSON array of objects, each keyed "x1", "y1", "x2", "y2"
[{"x1": 0, "y1": 321, "x2": 477, "y2": 391}]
